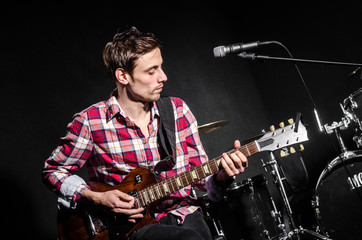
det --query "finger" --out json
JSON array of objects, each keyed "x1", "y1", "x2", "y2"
[
  {"x1": 112, "y1": 191, "x2": 140, "y2": 209},
  {"x1": 111, "y1": 198, "x2": 135, "y2": 209},
  {"x1": 222, "y1": 153, "x2": 239, "y2": 176},
  {"x1": 114, "y1": 190, "x2": 134, "y2": 202},
  {"x1": 239, "y1": 151, "x2": 248, "y2": 167},
  {"x1": 127, "y1": 212, "x2": 145, "y2": 223},
  {"x1": 220, "y1": 156, "x2": 233, "y2": 176},
  {"x1": 234, "y1": 151, "x2": 248, "y2": 169},
  {"x1": 113, "y1": 207, "x2": 144, "y2": 215},
  {"x1": 234, "y1": 140, "x2": 241, "y2": 149},
  {"x1": 229, "y1": 152, "x2": 244, "y2": 173},
  {"x1": 129, "y1": 213, "x2": 144, "y2": 220}
]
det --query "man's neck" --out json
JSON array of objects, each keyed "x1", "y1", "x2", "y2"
[{"x1": 116, "y1": 88, "x2": 151, "y2": 122}]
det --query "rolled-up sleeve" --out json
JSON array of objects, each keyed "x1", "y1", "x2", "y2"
[{"x1": 42, "y1": 112, "x2": 93, "y2": 209}]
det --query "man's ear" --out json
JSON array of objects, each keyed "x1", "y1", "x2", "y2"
[{"x1": 115, "y1": 68, "x2": 130, "y2": 85}]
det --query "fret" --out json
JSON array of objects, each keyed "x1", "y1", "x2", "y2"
[
  {"x1": 175, "y1": 176, "x2": 182, "y2": 188},
  {"x1": 214, "y1": 158, "x2": 221, "y2": 170},
  {"x1": 155, "y1": 184, "x2": 162, "y2": 198},
  {"x1": 240, "y1": 141, "x2": 259, "y2": 157},
  {"x1": 142, "y1": 190, "x2": 149, "y2": 204},
  {"x1": 182, "y1": 172, "x2": 189, "y2": 185},
  {"x1": 163, "y1": 182, "x2": 170, "y2": 194},
  {"x1": 203, "y1": 164, "x2": 210, "y2": 174},
  {"x1": 139, "y1": 191, "x2": 145, "y2": 206},
  {"x1": 160, "y1": 182, "x2": 167, "y2": 197},
  {"x1": 245, "y1": 144, "x2": 251, "y2": 156},
  {"x1": 168, "y1": 178, "x2": 175, "y2": 193},
  {"x1": 209, "y1": 161, "x2": 215, "y2": 172},
  {"x1": 149, "y1": 188, "x2": 155, "y2": 201},
  {"x1": 239, "y1": 146, "x2": 247, "y2": 157},
  {"x1": 186, "y1": 171, "x2": 193, "y2": 184},
  {"x1": 197, "y1": 165, "x2": 206, "y2": 179},
  {"x1": 181, "y1": 173, "x2": 188, "y2": 187},
  {"x1": 173, "y1": 177, "x2": 179, "y2": 191},
  {"x1": 250, "y1": 141, "x2": 259, "y2": 155},
  {"x1": 191, "y1": 169, "x2": 198, "y2": 181}
]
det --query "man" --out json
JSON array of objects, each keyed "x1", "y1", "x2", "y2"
[{"x1": 42, "y1": 27, "x2": 248, "y2": 240}]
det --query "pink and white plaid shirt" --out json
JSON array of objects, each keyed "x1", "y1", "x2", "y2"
[{"x1": 43, "y1": 91, "x2": 211, "y2": 222}]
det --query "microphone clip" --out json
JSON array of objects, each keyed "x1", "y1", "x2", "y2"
[{"x1": 237, "y1": 52, "x2": 257, "y2": 60}]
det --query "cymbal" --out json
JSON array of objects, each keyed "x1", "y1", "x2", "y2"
[{"x1": 198, "y1": 120, "x2": 230, "y2": 135}]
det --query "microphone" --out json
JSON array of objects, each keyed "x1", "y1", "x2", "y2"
[{"x1": 213, "y1": 41, "x2": 273, "y2": 58}]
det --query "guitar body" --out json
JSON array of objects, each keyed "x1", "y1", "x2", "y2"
[{"x1": 58, "y1": 168, "x2": 159, "y2": 240}]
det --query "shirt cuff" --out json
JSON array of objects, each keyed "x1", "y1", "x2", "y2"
[{"x1": 57, "y1": 175, "x2": 89, "y2": 210}]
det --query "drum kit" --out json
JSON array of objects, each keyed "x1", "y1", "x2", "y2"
[{"x1": 197, "y1": 67, "x2": 362, "y2": 240}]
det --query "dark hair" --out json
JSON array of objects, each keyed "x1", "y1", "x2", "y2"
[{"x1": 103, "y1": 26, "x2": 161, "y2": 82}]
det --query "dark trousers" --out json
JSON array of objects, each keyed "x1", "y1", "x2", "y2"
[{"x1": 131, "y1": 211, "x2": 212, "y2": 240}]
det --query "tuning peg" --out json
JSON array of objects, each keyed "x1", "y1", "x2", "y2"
[
  {"x1": 288, "y1": 118, "x2": 294, "y2": 125},
  {"x1": 270, "y1": 125, "x2": 275, "y2": 131},
  {"x1": 280, "y1": 150, "x2": 286, "y2": 157},
  {"x1": 299, "y1": 144, "x2": 305, "y2": 151},
  {"x1": 290, "y1": 147, "x2": 296, "y2": 154},
  {"x1": 279, "y1": 122, "x2": 285, "y2": 128}
]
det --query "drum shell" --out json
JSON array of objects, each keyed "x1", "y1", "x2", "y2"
[
  {"x1": 313, "y1": 151, "x2": 362, "y2": 240},
  {"x1": 208, "y1": 174, "x2": 281, "y2": 240}
]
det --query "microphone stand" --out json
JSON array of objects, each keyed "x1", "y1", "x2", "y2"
[{"x1": 237, "y1": 52, "x2": 362, "y2": 67}]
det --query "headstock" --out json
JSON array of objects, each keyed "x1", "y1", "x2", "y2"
[{"x1": 257, "y1": 116, "x2": 308, "y2": 155}]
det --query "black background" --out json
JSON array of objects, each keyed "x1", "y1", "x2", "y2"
[{"x1": 1, "y1": 2, "x2": 361, "y2": 238}]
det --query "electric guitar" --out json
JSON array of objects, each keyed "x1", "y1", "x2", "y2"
[{"x1": 57, "y1": 118, "x2": 308, "y2": 240}]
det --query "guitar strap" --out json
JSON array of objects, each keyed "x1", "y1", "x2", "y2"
[{"x1": 154, "y1": 96, "x2": 177, "y2": 178}]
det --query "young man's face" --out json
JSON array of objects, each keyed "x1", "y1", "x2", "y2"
[{"x1": 126, "y1": 48, "x2": 167, "y2": 103}]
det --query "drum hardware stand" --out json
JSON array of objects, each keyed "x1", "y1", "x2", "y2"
[
  {"x1": 261, "y1": 152, "x2": 332, "y2": 240},
  {"x1": 323, "y1": 116, "x2": 350, "y2": 156}
]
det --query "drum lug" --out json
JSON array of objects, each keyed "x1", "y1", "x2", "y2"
[
  {"x1": 246, "y1": 178, "x2": 254, "y2": 194},
  {"x1": 311, "y1": 195, "x2": 321, "y2": 219},
  {"x1": 311, "y1": 195, "x2": 319, "y2": 208}
]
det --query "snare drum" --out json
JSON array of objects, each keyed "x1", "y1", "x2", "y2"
[
  {"x1": 208, "y1": 174, "x2": 282, "y2": 240},
  {"x1": 313, "y1": 151, "x2": 362, "y2": 239}
]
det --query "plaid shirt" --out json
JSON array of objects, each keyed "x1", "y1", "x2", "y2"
[{"x1": 42, "y1": 91, "x2": 210, "y2": 222}]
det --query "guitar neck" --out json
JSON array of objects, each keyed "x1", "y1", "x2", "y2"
[{"x1": 137, "y1": 140, "x2": 259, "y2": 207}]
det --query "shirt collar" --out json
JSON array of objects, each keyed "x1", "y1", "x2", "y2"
[{"x1": 106, "y1": 89, "x2": 160, "y2": 122}]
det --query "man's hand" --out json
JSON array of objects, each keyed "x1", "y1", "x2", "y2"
[
  {"x1": 215, "y1": 140, "x2": 248, "y2": 183},
  {"x1": 82, "y1": 189, "x2": 144, "y2": 223}
]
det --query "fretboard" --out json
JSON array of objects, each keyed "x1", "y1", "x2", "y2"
[{"x1": 137, "y1": 140, "x2": 259, "y2": 207}]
